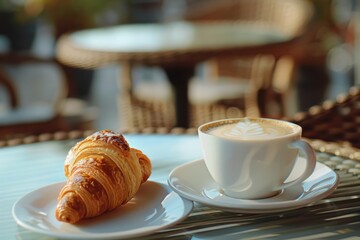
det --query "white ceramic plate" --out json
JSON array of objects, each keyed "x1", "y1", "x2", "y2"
[
  {"x1": 168, "y1": 158, "x2": 339, "y2": 213},
  {"x1": 12, "y1": 181, "x2": 193, "y2": 239}
]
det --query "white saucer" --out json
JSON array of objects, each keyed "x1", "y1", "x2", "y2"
[
  {"x1": 168, "y1": 157, "x2": 339, "y2": 213},
  {"x1": 12, "y1": 181, "x2": 193, "y2": 239}
]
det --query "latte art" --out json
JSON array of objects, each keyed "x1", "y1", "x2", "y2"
[
  {"x1": 225, "y1": 120, "x2": 265, "y2": 138},
  {"x1": 208, "y1": 118, "x2": 290, "y2": 139}
]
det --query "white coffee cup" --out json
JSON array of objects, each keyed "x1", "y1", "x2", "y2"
[{"x1": 198, "y1": 117, "x2": 316, "y2": 199}]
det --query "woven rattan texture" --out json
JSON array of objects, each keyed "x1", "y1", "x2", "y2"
[
  {"x1": 290, "y1": 86, "x2": 360, "y2": 148},
  {"x1": 118, "y1": 95, "x2": 249, "y2": 129}
]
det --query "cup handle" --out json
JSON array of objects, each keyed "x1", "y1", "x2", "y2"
[{"x1": 277, "y1": 140, "x2": 317, "y2": 190}]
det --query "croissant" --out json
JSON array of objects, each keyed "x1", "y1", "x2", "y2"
[{"x1": 55, "y1": 130, "x2": 152, "y2": 224}]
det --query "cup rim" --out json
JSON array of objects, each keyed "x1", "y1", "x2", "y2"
[{"x1": 198, "y1": 117, "x2": 301, "y2": 141}]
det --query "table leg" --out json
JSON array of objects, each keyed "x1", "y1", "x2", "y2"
[{"x1": 163, "y1": 65, "x2": 195, "y2": 128}]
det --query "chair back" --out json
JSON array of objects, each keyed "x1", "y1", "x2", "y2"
[
  {"x1": 186, "y1": 0, "x2": 313, "y2": 37},
  {"x1": 289, "y1": 86, "x2": 360, "y2": 148},
  {"x1": 0, "y1": 54, "x2": 69, "y2": 138},
  {"x1": 185, "y1": 0, "x2": 313, "y2": 118}
]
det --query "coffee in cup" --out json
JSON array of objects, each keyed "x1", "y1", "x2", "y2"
[
  {"x1": 207, "y1": 117, "x2": 292, "y2": 140},
  {"x1": 198, "y1": 117, "x2": 316, "y2": 199}
]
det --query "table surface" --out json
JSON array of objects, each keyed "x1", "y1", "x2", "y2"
[
  {"x1": 69, "y1": 22, "x2": 288, "y2": 53},
  {"x1": 1, "y1": 134, "x2": 360, "y2": 240},
  {"x1": 57, "y1": 21, "x2": 291, "y2": 68}
]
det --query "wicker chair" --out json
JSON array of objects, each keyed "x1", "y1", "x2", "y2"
[
  {"x1": 185, "y1": 0, "x2": 312, "y2": 36},
  {"x1": 185, "y1": 0, "x2": 312, "y2": 119},
  {"x1": 119, "y1": 55, "x2": 288, "y2": 128},
  {"x1": 0, "y1": 53, "x2": 95, "y2": 140},
  {"x1": 289, "y1": 86, "x2": 360, "y2": 149},
  {"x1": 119, "y1": 0, "x2": 313, "y2": 129}
]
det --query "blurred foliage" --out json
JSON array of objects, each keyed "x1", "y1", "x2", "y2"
[
  {"x1": 0, "y1": 0, "x2": 43, "y2": 23},
  {"x1": 38, "y1": 0, "x2": 127, "y2": 37},
  {"x1": 307, "y1": 0, "x2": 344, "y2": 51},
  {"x1": 0, "y1": 0, "x2": 129, "y2": 37}
]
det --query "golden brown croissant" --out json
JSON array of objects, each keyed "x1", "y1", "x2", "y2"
[{"x1": 55, "y1": 130, "x2": 152, "y2": 224}]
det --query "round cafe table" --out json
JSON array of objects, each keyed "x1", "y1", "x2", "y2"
[{"x1": 56, "y1": 21, "x2": 295, "y2": 127}]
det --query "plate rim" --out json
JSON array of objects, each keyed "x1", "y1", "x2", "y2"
[
  {"x1": 168, "y1": 158, "x2": 339, "y2": 213},
  {"x1": 12, "y1": 180, "x2": 193, "y2": 239}
]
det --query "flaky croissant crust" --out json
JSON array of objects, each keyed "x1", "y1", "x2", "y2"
[{"x1": 55, "y1": 130, "x2": 151, "y2": 223}]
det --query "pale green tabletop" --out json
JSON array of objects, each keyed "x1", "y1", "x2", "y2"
[
  {"x1": 1, "y1": 134, "x2": 360, "y2": 240},
  {"x1": 69, "y1": 22, "x2": 288, "y2": 53}
]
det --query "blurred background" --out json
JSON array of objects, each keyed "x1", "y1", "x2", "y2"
[{"x1": 0, "y1": 0, "x2": 358, "y2": 140}]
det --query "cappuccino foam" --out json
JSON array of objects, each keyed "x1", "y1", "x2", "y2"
[{"x1": 208, "y1": 118, "x2": 290, "y2": 140}]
